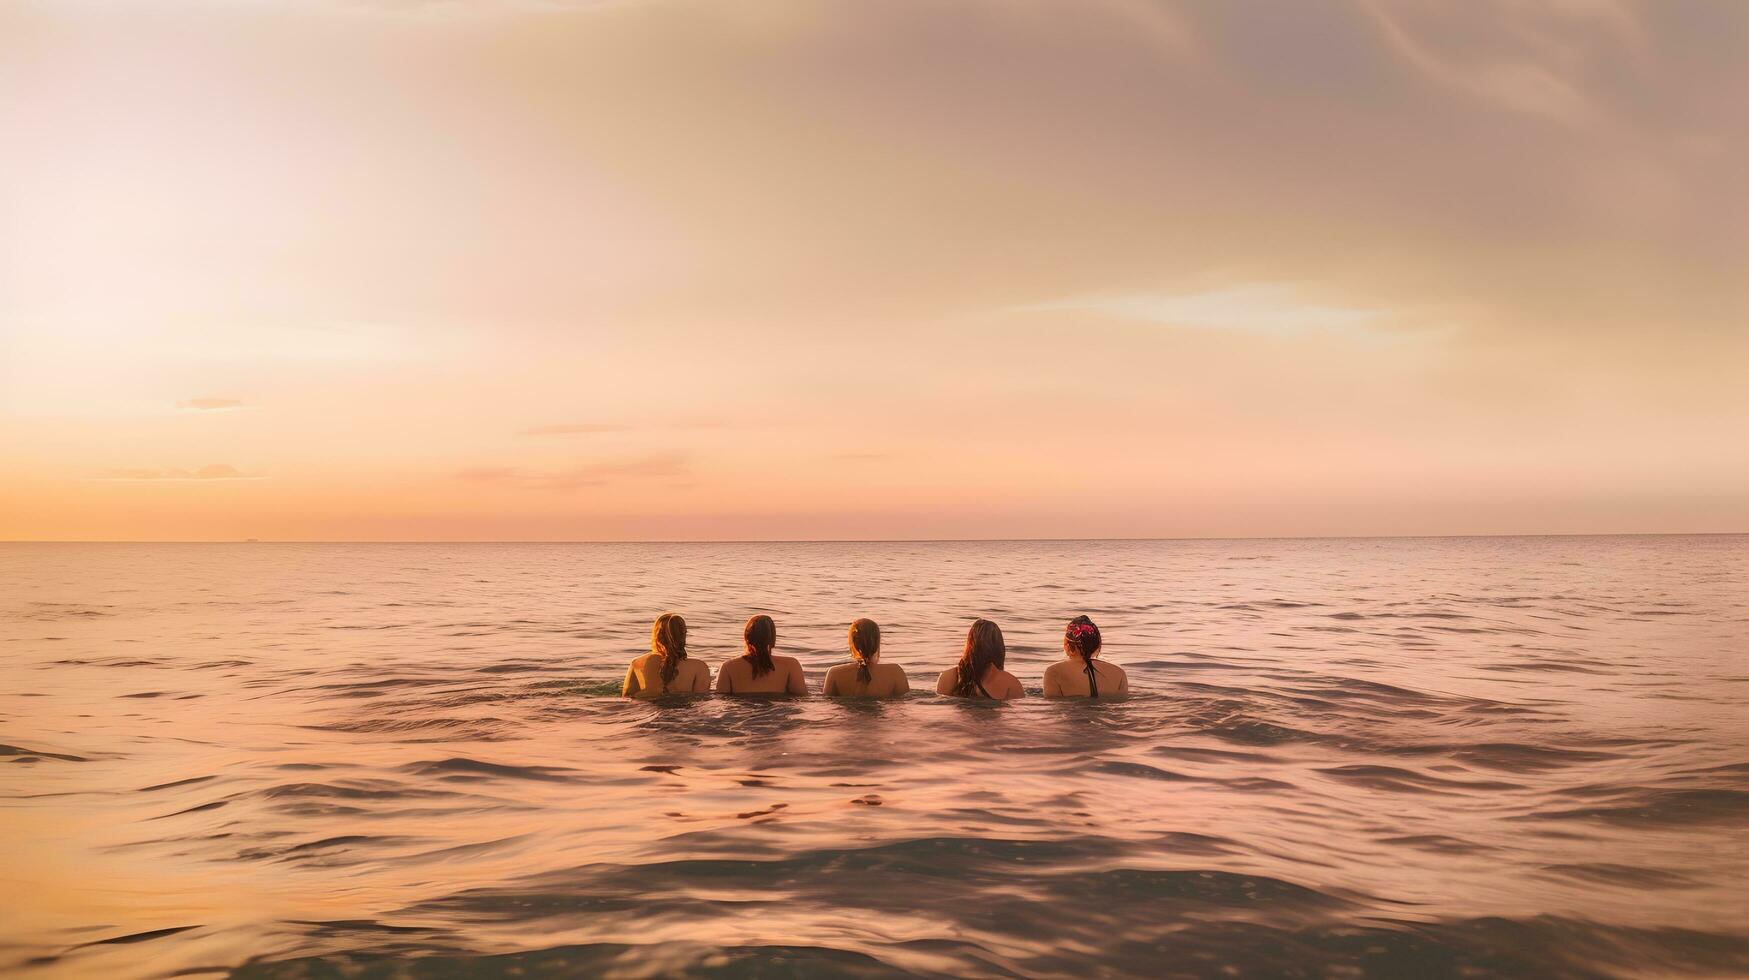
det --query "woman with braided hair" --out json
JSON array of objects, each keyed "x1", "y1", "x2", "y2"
[
  {"x1": 823, "y1": 618, "x2": 910, "y2": 697},
  {"x1": 621, "y1": 613, "x2": 711, "y2": 698},
  {"x1": 1042, "y1": 615, "x2": 1128, "y2": 698}
]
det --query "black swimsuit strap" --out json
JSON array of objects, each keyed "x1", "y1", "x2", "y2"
[{"x1": 976, "y1": 680, "x2": 992, "y2": 698}]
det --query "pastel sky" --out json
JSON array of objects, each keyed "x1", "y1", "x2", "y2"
[{"x1": 2, "y1": 0, "x2": 1744, "y2": 541}]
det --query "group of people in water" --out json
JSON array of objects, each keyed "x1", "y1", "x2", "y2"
[{"x1": 621, "y1": 614, "x2": 1129, "y2": 700}]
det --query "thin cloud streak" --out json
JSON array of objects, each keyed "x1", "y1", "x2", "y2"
[
  {"x1": 452, "y1": 454, "x2": 691, "y2": 491},
  {"x1": 90, "y1": 465, "x2": 260, "y2": 482},
  {"x1": 519, "y1": 423, "x2": 631, "y2": 436},
  {"x1": 1020, "y1": 285, "x2": 1386, "y2": 335}
]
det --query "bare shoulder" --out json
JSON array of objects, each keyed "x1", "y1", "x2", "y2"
[
  {"x1": 1000, "y1": 669, "x2": 1026, "y2": 698},
  {"x1": 877, "y1": 662, "x2": 907, "y2": 681},
  {"x1": 935, "y1": 667, "x2": 959, "y2": 694}
]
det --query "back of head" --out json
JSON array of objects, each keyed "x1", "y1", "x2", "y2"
[
  {"x1": 1065, "y1": 614, "x2": 1102, "y2": 696},
  {"x1": 849, "y1": 618, "x2": 880, "y2": 685},
  {"x1": 652, "y1": 613, "x2": 687, "y2": 689},
  {"x1": 744, "y1": 614, "x2": 777, "y2": 678},
  {"x1": 954, "y1": 619, "x2": 1006, "y2": 696}
]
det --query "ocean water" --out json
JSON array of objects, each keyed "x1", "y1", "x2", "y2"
[{"x1": 2, "y1": 537, "x2": 1746, "y2": 978}]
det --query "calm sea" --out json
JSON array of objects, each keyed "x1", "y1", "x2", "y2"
[{"x1": 2, "y1": 537, "x2": 1746, "y2": 978}]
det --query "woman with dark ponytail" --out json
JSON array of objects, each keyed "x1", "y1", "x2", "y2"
[
  {"x1": 1042, "y1": 615, "x2": 1128, "y2": 698},
  {"x1": 621, "y1": 613, "x2": 711, "y2": 698},
  {"x1": 823, "y1": 618, "x2": 910, "y2": 697},
  {"x1": 935, "y1": 619, "x2": 1024, "y2": 699},
  {"x1": 715, "y1": 614, "x2": 809, "y2": 694}
]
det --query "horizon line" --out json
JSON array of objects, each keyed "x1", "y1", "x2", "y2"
[{"x1": 3, "y1": 531, "x2": 1745, "y2": 545}]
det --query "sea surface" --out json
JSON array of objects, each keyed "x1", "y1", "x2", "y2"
[{"x1": 2, "y1": 537, "x2": 1746, "y2": 978}]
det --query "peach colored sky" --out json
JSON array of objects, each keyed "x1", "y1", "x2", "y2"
[{"x1": 2, "y1": 0, "x2": 1745, "y2": 541}]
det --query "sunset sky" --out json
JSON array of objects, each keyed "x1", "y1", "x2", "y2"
[{"x1": 2, "y1": 0, "x2": 1744, "y2": 541}]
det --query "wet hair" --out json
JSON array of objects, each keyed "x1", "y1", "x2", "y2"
[
  {"x1": 1065, "y1": 615, "x2": 1102, "y2": 697},
  {"x1": 743, "y1": 614, "x2": 777, "y2": 678},
  {"x1": 651, "y1": 613, "x2": 687, "y2": 690},
  {"x1": 953, "y1": 619, "x2": 1006, "y2": 697},
  {"x1": 849, "y1": 618, "x2": 880, "y2": 686}
]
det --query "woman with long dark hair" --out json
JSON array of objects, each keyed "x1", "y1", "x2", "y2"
[
  {"x1": 715, "y1": 614, "x2": 809, "y2": 694},
  {"x1": 823, "y1": 618, "x2": 910, "y2": 697},
  {"x1": 1042, "y1": 615, "x2": 1128, "y2": 698},
  {"x1": 621, "y1": 613, "x2": 711, "y2": 697},
  {"x1": 935, "y1": 619, "x2": 1024, "y2": 699}
]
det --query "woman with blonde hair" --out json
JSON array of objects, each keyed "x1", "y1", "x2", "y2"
[
  {"x1": 1042, "y1": 615, "x2": 1128, "y2": 698},
  {"x1": 621, "y1": 613, "x2": 711, "y2": 698},
  {"x1": 935, "y1": 619, "x2": 1024, "y2": 700},
  {"x1": 715, "y1": 614, "x2": 809, "y2": 695},
  {"x1": 823, "y1": 618, "x2": 909, "y2": 697}
]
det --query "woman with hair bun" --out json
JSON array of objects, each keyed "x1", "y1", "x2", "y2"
[
  {"x1": 935, "y1": 619, "x2": 1024, "y2": 700},
  {"x1": 715, "y1": 614, "x2": 809, "y2": 695},
  {"x1": 823, "y1": 618, "x2": 909, "y2": 697},
  {"x1": 1042, "y1": 615, "x2": 1128, "y2": 698},
  {"x1": 621, "y1": 613, "x2": 712, "y2": 698}
]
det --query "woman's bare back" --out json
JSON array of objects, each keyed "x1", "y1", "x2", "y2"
[
  {"x1": 715, "y1": 654, "x2": 809, "y2": 695},
  {"x1": 621, "y1": 653, "x2": 711, "y2": 698},
  {"x1": 935, "y1": 664, "x2": 1024, "y2": 699},
  {"x1": 823, "y1": 661, "x2": 909, "y2": 697},
  {"x1": 1041, "y1": 658, "x2": 1128, "y2": 698}
]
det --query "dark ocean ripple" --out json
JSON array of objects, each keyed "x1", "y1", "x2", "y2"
[{"x1": 2, "y1": 536, "x2": 1746, "y2": 978}]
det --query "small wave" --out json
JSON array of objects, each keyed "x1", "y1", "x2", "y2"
[
  {"x1": 1381, "y1": 834, "x2": 1498, "y2": 855},
  {"x1": 137, "y1": 775, "x2": 217, "y2": 792},
  {"x1": 257, "y1": 781, "x2": 453, "y2": 801},
  {"x1": 232, "y1": 942, "x2": 914, "y2": 979},
  {"x1": 1316, "y1": 765, "x2": 1523, "y2": 794},
  {"x1": 237, "y1": 835, "x2": 415, "y2": 862},
  {"x1": 398, "y1": 758, "x2": 574, "y2": 782},
  {"x1": 10, "y1": 602, "x2": 116, "y2": 621},
  {"x1": 1539, "y1": 863, "x2": 1699, "y2": 889},
  {"x1": 1518, "y1": 788, "x2": 1749, "y2": 827},
  {"x1": 0, "y1": 743, "x2": 88, "y2": 763},
  {"x1": 1091, "y1": 760, "x2": 1197, "y2": 782},
  {"x1": 1446, "y1": 743, "x2": 1626, "y2": 773},
  {"x1": 78, "y1": 925, "x2": 201, "y2": 948}
]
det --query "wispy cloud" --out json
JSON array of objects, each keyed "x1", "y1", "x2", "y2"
[
  {"x1": 519, "y1": 419, "x2": 744, "y2": 435},
  {"x1": 455, "y1": 466, "x2": 520, "y2": 482},
  {"x1": 177, "y1": 397, "x2": 246, "y2": 412},
  {"x1": 519, "y1": 423, "x2": 632, "y2": 436},
  {"x1": 91, "y1": 464, "x2": 260, "y2": 481},
  {"x1": 1355, "y1": 0, "x2": 1642, "y2": 127},
  {"x1": 452, "y1": 454, "x2": 690, "y2": 491},
  {"x1": 1020, "y1": 284, "x2": 1386, "y2": 335},
  {"x1": 543, "y1": 454, "x2": 688, "y2": 490}
]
